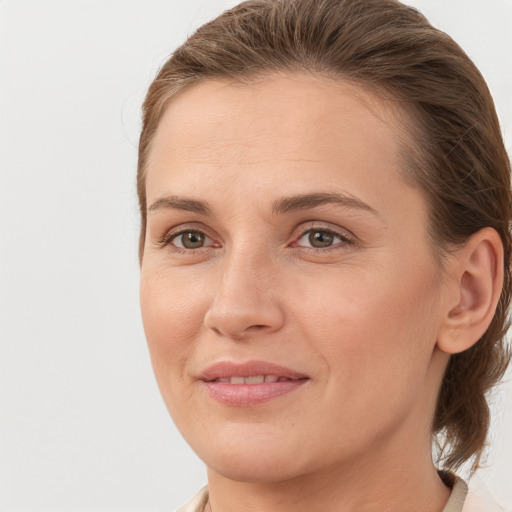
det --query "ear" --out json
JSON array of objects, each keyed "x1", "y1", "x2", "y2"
[{"x1": 437, "y1": 227, "x2": 504, "y2": 355}]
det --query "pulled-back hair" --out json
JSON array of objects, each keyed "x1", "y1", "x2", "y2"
[{"x1": 137, "y1": 0, "x2": 511, "y2": 472}]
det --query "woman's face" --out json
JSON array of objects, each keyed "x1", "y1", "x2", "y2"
[{"x1": 140, "y1": 74, "x2": 451, "y2": 482}]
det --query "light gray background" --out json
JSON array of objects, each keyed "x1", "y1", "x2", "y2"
[{"x1": 1, "y1": 1, "x2": 511, "y2": 511}]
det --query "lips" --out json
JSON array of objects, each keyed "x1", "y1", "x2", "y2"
[
  {"x1": 198, "y1": 361, "x2": 309, "y2": 406},
  {"x1": 213, "y1": 375, "x2": 292, "y2": 384},
  {"x1": 199, "y1": 360, "x2": 307, "y2": 382}
]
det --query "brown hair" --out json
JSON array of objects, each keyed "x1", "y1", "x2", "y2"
[{"x1": 137, "y1": 0, "x2": 511, "y2": 472}]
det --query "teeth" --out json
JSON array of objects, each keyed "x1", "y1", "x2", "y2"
[
  {"x1": 245, "y1": 375, "x2": 265, "y2": 384},
  {"x1": 214, "y1": 375, "x2": 286, "y2": 384}
]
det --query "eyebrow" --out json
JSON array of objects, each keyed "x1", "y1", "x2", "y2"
[
  {"x1": 148, "y1": 192, "x2": 379, "y2": 217},
  {"x1": 271, "y1": 192, "x2": 379, "y2": 217},
  {"x1": 148, "y1": 195, "x2": 212, "y2": 215}
]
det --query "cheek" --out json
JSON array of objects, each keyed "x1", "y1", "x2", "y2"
[
  {"x1": 139, "y1": 267, "x2": 209, "y2": 383},
  {"x1": 292, "y1": 257, "x2": 441, "y2": 394}
]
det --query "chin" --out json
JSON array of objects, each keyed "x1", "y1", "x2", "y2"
[
  {"x1": 190, "y1": 425, "x2": 314, "y2": 483},
  {"x1": 207, "y1": 451, "x2": 307, "y2": 484}
]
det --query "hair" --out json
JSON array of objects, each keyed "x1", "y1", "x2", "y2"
[{"x1": 137, "y1": 0, "x2": 511, "y2": 472}]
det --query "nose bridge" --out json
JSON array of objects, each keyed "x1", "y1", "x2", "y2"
[
  {"x1": 223, "y1": 241, "x2": 271, "y2": 291},
  {"x1": 204, "y1": 239, "x2": 284, "y2": 338}
]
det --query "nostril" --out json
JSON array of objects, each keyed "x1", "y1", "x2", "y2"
[{"x1": 204, "y1": 299, "x2": 285, "y2": 339}]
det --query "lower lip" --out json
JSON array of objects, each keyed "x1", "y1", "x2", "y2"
[{"x1": 203, "y1": 379, "x2": 308, "y2": 406}]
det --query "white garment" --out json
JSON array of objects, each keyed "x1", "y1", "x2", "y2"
[
  {"x1": 176, "y1": 486, "x2": 208, "y2": 512},
  {"x1": 175, "y1": 477, "x2": 505, "y2": 512}
]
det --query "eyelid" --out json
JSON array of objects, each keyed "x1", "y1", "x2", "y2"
[
  {"x1": 290, "y1": 222, "x2": 356, "y2": 249},
  {"x1": 159, "y1": 223, "x2": 220, "y2": 250},
  {"x1": 156, "y1": 221, "x2": 355, "y2": 253},
  {"x1": 172, "y1": 231, "x2": 215, "y2": 249}
]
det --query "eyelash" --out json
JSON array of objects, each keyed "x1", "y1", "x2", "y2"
[
  {"x1": 292, "y1": 227, "x2": 354, "y2": 253},
  {"x1": 159, "y1": 227, "x2": 218, "y2": 255},
  {"x1": 159, "y1": 225, "x2": 354, "y2": 255}
]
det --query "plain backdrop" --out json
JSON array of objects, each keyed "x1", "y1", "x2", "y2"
[{"x1": 1, "y1": 1, "x2": 511, "y2": 511}]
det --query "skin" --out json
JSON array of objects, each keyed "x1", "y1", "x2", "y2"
[{"x1": 140, "y1": 73, "x2": 470, "y2": 511}]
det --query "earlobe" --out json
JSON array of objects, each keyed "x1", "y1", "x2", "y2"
[{"x1": 437, "y1": 228, "x2": 504, "y2": 355}]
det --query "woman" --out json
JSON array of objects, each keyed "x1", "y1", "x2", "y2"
[{"x1": 137, "y1": 0, "x2": 511, "y2": 510}]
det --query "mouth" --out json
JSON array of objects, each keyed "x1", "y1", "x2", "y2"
[
  {"x1": 210, "y1": 375, "x2": 299, "y2": 384},
  {"x1": 199, "y1": 361, "x2": 309, "y2": 406}
]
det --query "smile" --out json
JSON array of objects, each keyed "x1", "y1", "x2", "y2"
[
  {"x1": 199, "y1": 361, "x2": 309, "y2": 406},
  {"x1": 212, "y1": 375, "x2": 296, "y2": 384}
]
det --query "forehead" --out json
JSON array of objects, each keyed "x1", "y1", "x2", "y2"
[
  {"x1": 147, "y1": 73, "x2": 408, "y2": 180},
  {"x1": 144, "y1": 72, "x2": 433, "y2": 263}
]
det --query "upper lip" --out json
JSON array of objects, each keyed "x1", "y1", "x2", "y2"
[{"x1": 199, "y1": 360, "x2": 308, "y2": 382}]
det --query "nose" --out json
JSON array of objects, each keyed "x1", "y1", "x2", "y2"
[{"x1": 203, "y1": 250, "x2": 285, "y2": 340}]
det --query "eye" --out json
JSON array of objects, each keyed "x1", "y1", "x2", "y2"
[
  {"x1": 295, "y1": 229, "x2": 350, "y2": 249},
  {"x1": 170, "y1": 230, "x2": 214, "y2": 249}
]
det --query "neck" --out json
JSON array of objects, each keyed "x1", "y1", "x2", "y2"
[{"x1": 206, "y1": 440, "x2": 450, "y2": 512}]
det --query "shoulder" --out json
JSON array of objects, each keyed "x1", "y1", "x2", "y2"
[{"x1": 175, "y1": 486, "x2": 209, "y2": 512}]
